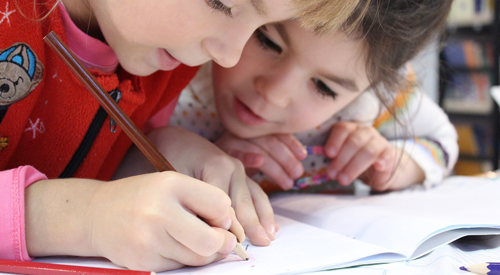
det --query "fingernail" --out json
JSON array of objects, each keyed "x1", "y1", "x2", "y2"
[
  {"x1": 298, "y1": 147, "x2": 308, "y2": 158},
  {"x1": 326, "y1": 147, "x2": 336, "y2": 157},
  {"x1": 283, "y1": 179, "x2": 294, "y2": 190},
  {"x1": 291, "y1": 165, "x2": 304, "y2": 178},
  {"x1": 259, "y1": 228, "x2": 271, "y2": 243},
  {"x1": 267, "y1": 224, "x2": 276, "y2": 240},
  {"x1": 338, "y1": 173, "x2": 349, "y2": 186}
]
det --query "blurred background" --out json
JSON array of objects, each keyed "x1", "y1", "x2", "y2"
[{"x1": 411, "y1": 0, "x2": 498, "y2": 175}]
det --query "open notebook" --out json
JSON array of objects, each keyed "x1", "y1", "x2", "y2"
[{"x1": 32, "y1": 175, "x2": 500, "y2": 275}]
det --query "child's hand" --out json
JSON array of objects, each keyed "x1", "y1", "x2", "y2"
[
  {"x1": 25, "y1": 174, "x2": 242, "y2": 272},
  {"x1": 325, "y1": 121, "x2": 424, "y2": 191},
  {"x1": 90, "y1": 173, "x2": 245, "y2": 271},
  {"x1": 143, "y1": 127, "x2": 277, "y2": 246},
  {"x1": 215, "y1": 132, "x2": 308, "y2": 190}
]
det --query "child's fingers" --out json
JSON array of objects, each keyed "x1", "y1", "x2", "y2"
[
  {"x1": 254, "y1": 136, "x2": 304, "y2": 180},
  {"x1": 91, "y1": 173, "x2": 237, "y2": 271},
  {"x1": 358, "y1": 167, "x2": 393, "y2": 191},
  {"x1": 227, "y1": 150, "x2": 265, "y2": 168},
  {"x1": 325, "y1": 122, "x2": 358, "y2": 158},
  {"x1": 194, "y1": 153, "x2": 242, "y2": 193},
  {"x1": 275, "y1": 134, "x2": 307, "y2": 159},
  {"x1": 214, "y1": 133, "x2": 265, "y2": 168},
  {"x1": 226, "y1": 207, "x2": 246, "y2": 243},
  {"x1": 156, "y1": 229, "x2": 229, "y2": 269},
  {"x1": 165, "y1": 212, "x2": 229, "y2": 257},
  {"x1": 246, "y1": 179, "x2": 277, "y2": 241},
  {"x1": 366, "y1": 169, "x2": 394, "y2": 191},
  {"x1": 336, "y1": 137, "x2": 388, "y2": 185},
  {"x1": 178, "y1": 170, "x2": 246, "y2": 243},
  {"x1": 258, "y1": 157, "x2": 296, "y2": 190},
  {"x1": 373, "y1": 147, "x2": 398, "y2": 171},
  {"x1": 327, "y1": 126, "x2": 374, "y2": 181},
  {"x1": 229, "y1": 171, "x2": 271, "y2": 247},
  {"x1": 169, "y1": 178, "x2": 242, "y2": 256},
  {"x1": 175, "y1": 173, "x2": 233, "y2": 219}
]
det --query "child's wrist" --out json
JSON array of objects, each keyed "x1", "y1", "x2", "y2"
[{"x1": 25, "y1": 179, "x2": 102, "y2": 258}]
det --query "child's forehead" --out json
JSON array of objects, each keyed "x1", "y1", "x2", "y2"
[
  {"x1": 281, "y1": 20, "x2": 358, "y2": 48},
  {"x1": 250, "y1": 0, "x2": 299, "y2": 18}
]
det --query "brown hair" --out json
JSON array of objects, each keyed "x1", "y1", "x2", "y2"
[
  {"x1": 347, "y1": 0, "x2": 453, "y2": 97},
  {"x1": 345, "y1": 0, "x2": 453, "y2": 188},
  {"x1": 292, "y1": 0, "x2": 370, "y2": 34}
]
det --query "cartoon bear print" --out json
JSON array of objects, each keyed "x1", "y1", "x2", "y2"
[{"x1": 0, "y1": 43, "x2": 44, "y2": 122}]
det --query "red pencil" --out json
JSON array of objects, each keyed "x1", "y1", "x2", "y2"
[{"x1": 0, "y1": 259, "x2": 155, "y2": 275}]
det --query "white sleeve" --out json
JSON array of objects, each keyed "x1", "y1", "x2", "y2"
[{"x1": 376, "y1": 88, "x2": 458, "y2": 188}]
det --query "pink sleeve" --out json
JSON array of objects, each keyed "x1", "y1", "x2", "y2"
[
  {"x1": 0, "y1": 166, "x2": 47, "y2": 261},
  {"x1": 142, "y1": 95, "x2": 181, "y2": 133}
]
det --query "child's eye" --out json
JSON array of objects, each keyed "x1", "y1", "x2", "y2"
[
  {"x1": 255, "y1": 29, "x2": 282, "y2": 54},
  {"x1": 313, "y1": 79, "x2": 337, "y2": 99},
  {"x1": 206, "y1": 0, "x2": 232, "y2": 17}
]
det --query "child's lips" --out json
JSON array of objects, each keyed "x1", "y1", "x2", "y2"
[
  {"x1": 157, "y1": 49, "x2": 181, "y2": 71},
  {"x1": 234, "y1": 98, "x2": 266, "y2": 125}
]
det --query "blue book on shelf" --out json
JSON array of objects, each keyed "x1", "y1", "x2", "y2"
[{"x1": 442, "y1": 41, "x2": 466, "y2": 67}]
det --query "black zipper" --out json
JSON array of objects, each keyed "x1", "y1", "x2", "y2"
[{"x1": 59, "y1": 89, "x2": 122, "y2": 178}]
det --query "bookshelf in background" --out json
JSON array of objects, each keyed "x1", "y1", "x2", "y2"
[{"x1": 439, "y1": 0, "x2": 499, "y2": 175}]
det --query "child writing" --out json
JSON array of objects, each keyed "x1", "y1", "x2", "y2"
[
  {"x1": 165, "y1": 0, "x2": 458, "y2": 193},
  {"x1": 0, "y1": 0, "x2": 365, "y2": 272}
]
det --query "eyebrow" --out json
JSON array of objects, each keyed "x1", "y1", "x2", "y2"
[
  {"x1": 271, "y1": 22, "x2": 360, "y2": 93},
  {"x1": 323, "y1": 73, "x2": 360, "y2": 92},
  {"x1": 251, "y1": 0, "x2": 267, "y2": 16},
  {"x1": 274, "y1": 23, "x2": 290, "y2": 45}
]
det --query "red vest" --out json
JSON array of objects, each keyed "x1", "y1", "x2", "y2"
[{"x1": 0, "y1": 0, "x2": 198, "y2": 180}]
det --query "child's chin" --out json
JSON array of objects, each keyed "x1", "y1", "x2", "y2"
[{"x1": 120, "y1": 62, "x2": 157, "y2": 77}]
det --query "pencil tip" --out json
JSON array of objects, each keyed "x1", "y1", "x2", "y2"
[
  {"x1": 232, "y1": 242, "x2": 249, "y2": 261},
  {"x1": 459, "y1": 266, "x2": 467, "y2": 271}
]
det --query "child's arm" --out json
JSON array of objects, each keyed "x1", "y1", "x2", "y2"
[
  {"x1": 24, "y1": 172, "x2": 242, "y2": 272},
  {"x1": 114, "y1": 126, "x2": 277, "y2": 246},
  {"x1": 373, "y1": 86, "x2": 458, "y2": 189}
]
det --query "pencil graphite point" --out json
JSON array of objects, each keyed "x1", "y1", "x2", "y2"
[{"x1": 233, "y1": 243, "x2": 249, "y2": 261}]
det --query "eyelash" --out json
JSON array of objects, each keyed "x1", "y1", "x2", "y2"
[
  {"x1": 313, "y1": 79, "x2": 337, "y2": 100},
  {"x1": 255, "y1": 29, "x2": 282, "y2": 54},
  {"x1": 206, "y1": 0, "x2": 233, "y2": 17},
  {"x1": 255, "y1": 29, "x2": 337, "y2": 100}
]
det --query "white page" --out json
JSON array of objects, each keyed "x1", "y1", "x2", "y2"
[
  {"x1": 29, "y1": 215, "x2": 400, "y2": 275},
  {"x1": 303, "y1": 235, "x2": 500, "y2": 275},
  {"x1": 161, "y1": 215, "x2": 399, "y2": 275},
  {"x1": 13, "y1": 176, "x2": 500, "y2": 275},
  {"x1": 271, "y1": 176, "x2": 500, "y2": 257}
]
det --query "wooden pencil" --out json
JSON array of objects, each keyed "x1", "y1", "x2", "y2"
[
  {"x1": 43, "y1": 31, "x2": 174, "y2": 172},
  {"x1": 43, "y1": 30, "x2": 249, "y2": 261},
  {"x1": 460, "y1": 262, "x2": 500, "y2": 275},
  {"x1": 0, "y1": 259, "x2": 155, "y2": 275}
]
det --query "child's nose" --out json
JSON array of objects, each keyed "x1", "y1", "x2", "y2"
[
  {"x1": 254, "y1": 75, "x2": 291, "y2": 108},
  {"x1": 203, "y1": 30, "x2": 252, "y2": 68}
]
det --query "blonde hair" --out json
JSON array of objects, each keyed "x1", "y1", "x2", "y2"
[
  {"x1": 292, "y1": 0, "x2": 369, "y2": 34},
  {"x1": 15, "y1": 0, "x2": 62, "y2": 20},
  {"x1": 23, "y1": 0, "x2": 367, "y2": 35}
]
